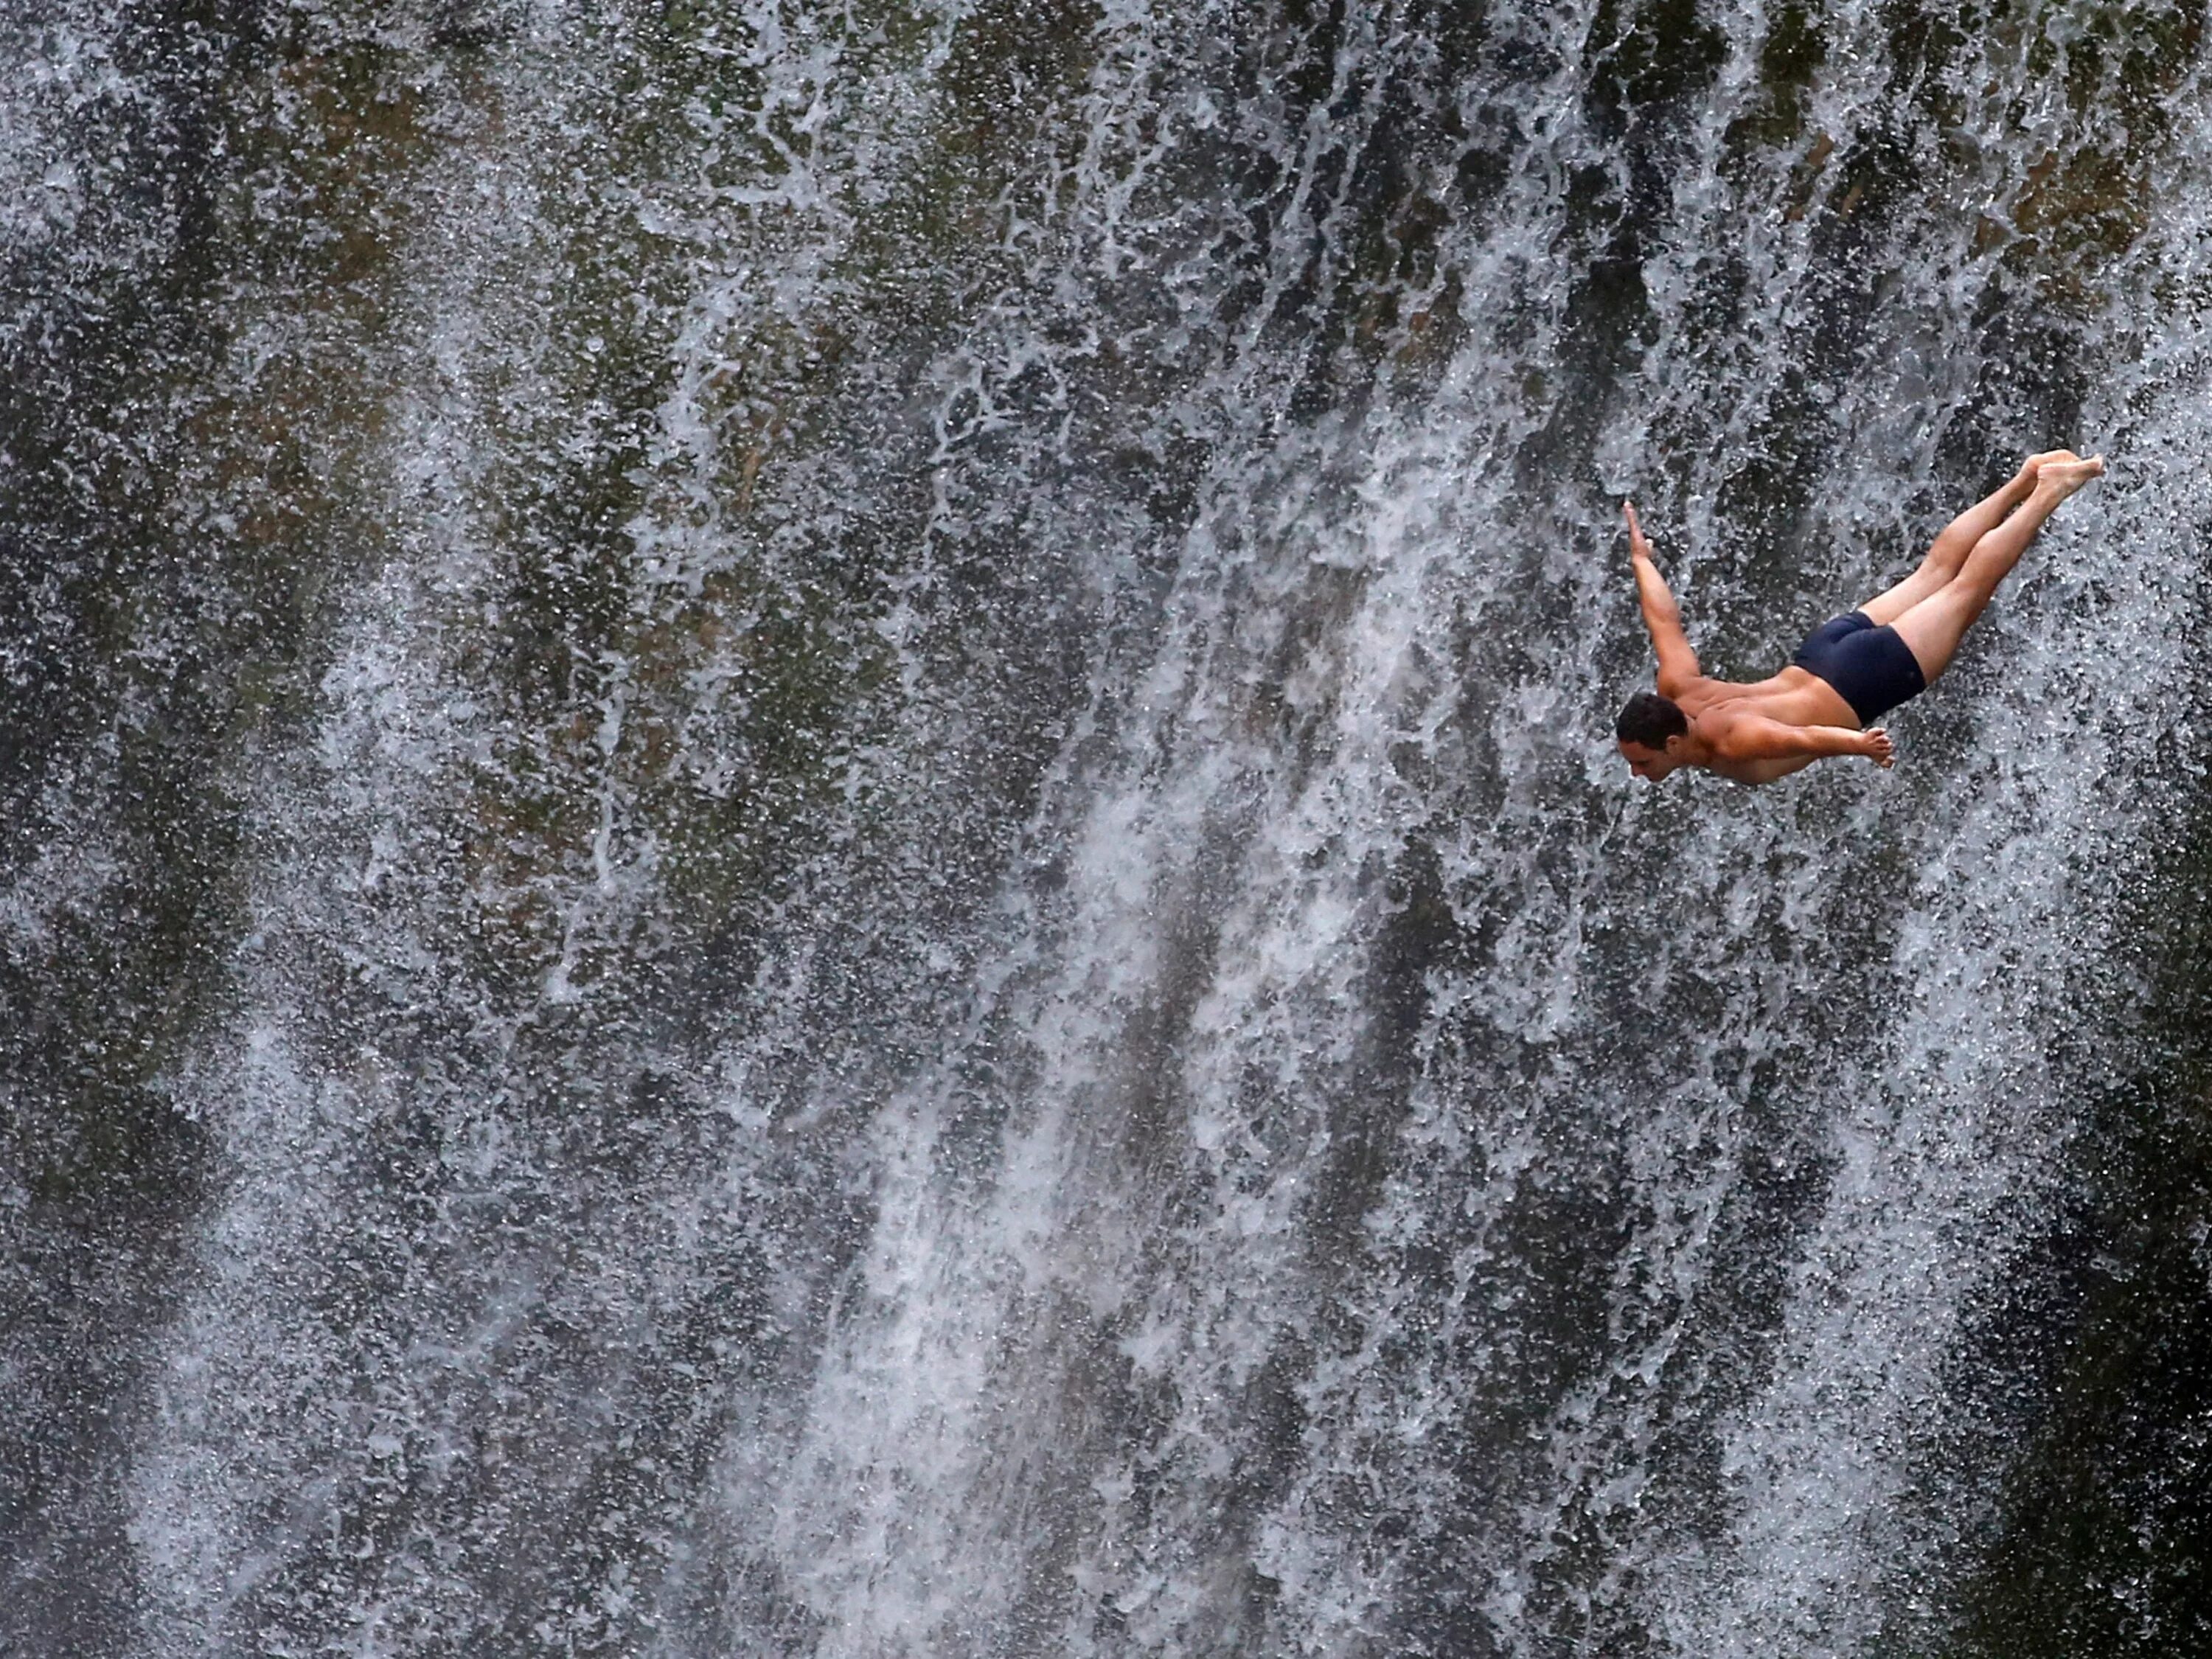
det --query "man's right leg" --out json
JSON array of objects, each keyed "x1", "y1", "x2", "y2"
[
  {"x1": 1888, "y1": 453, "x2": 2105, "y2": 682},
  {"x1": 1857, "y1": 456, "x2": 2057, "y2": 625}
]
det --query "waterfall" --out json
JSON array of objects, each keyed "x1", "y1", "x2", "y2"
[{"x1": 5, "y1": 3, "x2": 2209, "y2": 1655}]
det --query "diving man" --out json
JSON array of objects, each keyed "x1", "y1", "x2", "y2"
[{"x1": 1615, "y1": 451, "x2": 2107, "y2": 785}]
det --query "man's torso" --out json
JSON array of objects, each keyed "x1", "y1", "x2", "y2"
[{"x1": 1675, "y1": 667, "x2": 1861, "y2": 784}]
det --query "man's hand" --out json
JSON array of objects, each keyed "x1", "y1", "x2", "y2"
[
  {"x1": 1863, "y1": 728, "x2": 1895, "y2": 768},
  {"x1": 1624, "y1": 500, "x2": 1652, "y2": 561}
]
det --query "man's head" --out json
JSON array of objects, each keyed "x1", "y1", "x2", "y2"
[{"x1": 1615, "y1": 690, "x2": 1688, "y2": 779}]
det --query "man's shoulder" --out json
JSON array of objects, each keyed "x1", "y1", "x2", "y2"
[
  {"x1": 1691, "y1": 699, "x2": 1798, "y2": 755},
  {"x1": 1674, "y1": 675, "x2": 1757, "y2": 713}
]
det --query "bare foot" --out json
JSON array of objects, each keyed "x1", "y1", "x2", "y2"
[
  {"x1": 2021, "y1": 448, "x2": 2075, "y2": 480},
  {"x1": 2035, "y1": 453, "x2": 2105, "y2": 501}
]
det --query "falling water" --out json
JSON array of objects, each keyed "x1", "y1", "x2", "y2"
[{"x1": 5, "y1": 2, "x2": 2211, "y2": 1655}]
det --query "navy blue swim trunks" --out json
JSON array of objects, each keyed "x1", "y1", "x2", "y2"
[{"x1": 1791, "y1": 611, "x2": 1927, "y2": 723}]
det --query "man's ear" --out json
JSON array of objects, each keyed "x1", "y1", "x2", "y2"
[{"x1": 1661, "y1": 732, "x2": 1685, "y2": 756}]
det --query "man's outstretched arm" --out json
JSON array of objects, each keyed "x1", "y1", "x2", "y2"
[
  {"x1": 1624, "y1": 502, "x2": 1699, "y2": 696},
  {"x1": 1714, "y1": 713, "x2": 1896, "y2": 768}
]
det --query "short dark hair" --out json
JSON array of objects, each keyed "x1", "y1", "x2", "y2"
[{"x1": 1615, "y1": 691, "x2": 1688, "y2": 748}]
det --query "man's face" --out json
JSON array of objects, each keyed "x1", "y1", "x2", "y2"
[{"x1": 1618, "y1": 738, "x2": 1680, "y2": 781}]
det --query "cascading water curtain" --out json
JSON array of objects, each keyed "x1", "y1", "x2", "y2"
[{"x1": 4, "y1": 3, "x2": 2210, "y2": 1656}]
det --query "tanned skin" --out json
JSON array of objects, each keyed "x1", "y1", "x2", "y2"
[{"x1": 1618, "y1": 451, "x2": 2107, "y2": 785}]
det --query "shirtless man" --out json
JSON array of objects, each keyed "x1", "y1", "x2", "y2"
[{"x1": 1615, "y1": 451, "x2": 2107, "y2": 785}]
